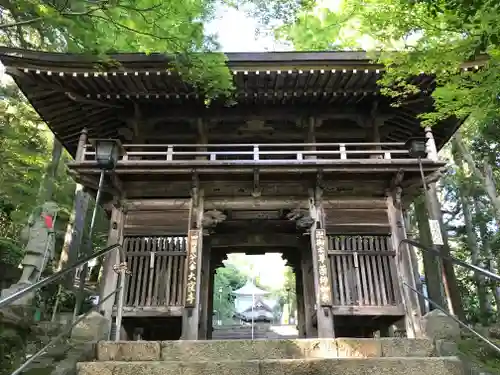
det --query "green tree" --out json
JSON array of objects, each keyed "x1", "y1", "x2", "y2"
[
  {"x1": 213, "y1": 264, "x2": 247, "y2": 321},
  {"x1": 275, "y1": 0, "x2": 500, "y2": 125}
]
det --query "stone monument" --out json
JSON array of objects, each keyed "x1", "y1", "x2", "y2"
[{"x1": 1, "y1": 201, "x2": 59, "y2": 305}]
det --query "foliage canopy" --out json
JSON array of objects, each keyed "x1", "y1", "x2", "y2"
[{"x1": 276, "y1": 0, "x2": 500, "y2": 125}]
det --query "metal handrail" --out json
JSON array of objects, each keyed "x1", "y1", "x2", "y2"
[
  {"x1": 0, "y1": 243, "x2": 123, "y2": 308},
  {"x1": 10, "y1": 288, "x2": 121, "y2": 375},
  {"x1": 398, "y1": 238, "x2": 500, "y2": 355},
  {"x1": 0, "y1": 242, "x2": 128, "y2": 375},
  {"x1": 405, "y1": 282, "x2": 500, "y2": 355},
  {"x1": 400, "y1": 238, "x2": 500, "y2": 283}
]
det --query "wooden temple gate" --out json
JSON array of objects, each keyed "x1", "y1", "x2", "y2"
[
  {"x1": 123, "y1": 236, "x2": 187, "y2": 309},
  {"x1": 327, "y1": 235, "x2": 402, "y2": 315},
  {"x1": 1, "y1": 48, "x2": 461, "y2": 340}
]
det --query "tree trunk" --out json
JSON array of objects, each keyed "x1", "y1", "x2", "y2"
[
  {"x1": 36, "y1": 138, "x2": 63, "y2": 204},
  {"x1": 454, "y1": 132, "x2": 500, "y2": 220},
  {"x1": 473, "y1": 198, "x2": 500, "y2": 316},
  {"x1": 413, "y1": 197, "x2": 446, "y2": 310},
  {"x1": 462, "y1": 193, "x2": 491, "y2": 321},
  {"x1": 452, "y1": 138, "x2": 492, "y2": 322}
]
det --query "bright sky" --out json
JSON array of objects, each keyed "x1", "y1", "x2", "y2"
[
  {"x1": 226, "y1": 253, "x2": 287, "y2": 289},
  {"x1": 205, "y1": 6, "x2": 289, "y2": 52}
]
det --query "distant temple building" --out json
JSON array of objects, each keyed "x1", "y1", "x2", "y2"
[{"x1": 232, "y1": 280, "x2": 276, "y2": 322}]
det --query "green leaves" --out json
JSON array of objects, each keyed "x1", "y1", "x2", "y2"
[{"x1": 275, "y1": 0, "x2": 500, "y2": 126}]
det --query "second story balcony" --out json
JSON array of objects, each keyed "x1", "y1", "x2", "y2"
[
  {"x1": 67, "y1": 140, "x2": 446, "y2": 200},
  {"x1": 70, "y1": 141, "x2": 444, "y2": 174}
]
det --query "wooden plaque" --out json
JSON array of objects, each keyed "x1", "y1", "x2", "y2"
[
  {"x1": 315, "y1": 229, "x2": 332, "y2": 306},
  {"x1": 185, "y1": 229, "x2": 200, "y2": 307}
]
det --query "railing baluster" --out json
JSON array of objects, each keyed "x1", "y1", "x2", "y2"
[
  {"x1": 253, "y1": 145, "x2": 259, "y2": 161},
  {"x1": 384, "y1": 152, "x2": 391, "y2": 159},
  {"x1": 210, "y1": 153, "x2": 216, "y2": 161},
  {"x1": 297, "y1": 152, "x2": 303, "y2": 160},
  {"x1": 166, "y1": 145, "x2": 173, "y2": 161},
  {"x1": 339, "y1": 144, "x2": 347, "y2": 159}
]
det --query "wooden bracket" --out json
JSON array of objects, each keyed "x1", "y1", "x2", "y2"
[
  {"x1": 393, "y1": 186, "x2": 403, "y2": 209},
  {"x1": 390, "y1": 169, "x2": 405, "y2": 191},
  {"x1": 316, "y1": 170, "x2": 324, "y2": 190},
  {"x1": 252, "y1": 168, "x2": 261, "y2": 197}
]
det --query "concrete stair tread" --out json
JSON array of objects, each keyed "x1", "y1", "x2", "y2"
[{"x1": 77, "y1": 357, "x2": 465, "y2": 375}]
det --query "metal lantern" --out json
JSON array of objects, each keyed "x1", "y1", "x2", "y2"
[
  {"x1": 91, "y1": 139, "x2": 123, "y2": 170},
  {"x1": 405, "y1": 137, "x2": 428, "y2": 158}
]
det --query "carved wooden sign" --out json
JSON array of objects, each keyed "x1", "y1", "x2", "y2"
[
  {"x1": 185, "y1": 229, "x2": 200, "y2": 307},
  {"x1": 315, "y1": 229, "x2": 332, "y2": 306}
]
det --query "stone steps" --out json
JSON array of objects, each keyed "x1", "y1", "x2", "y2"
[
  {"x1": 95, "y1": 338, "x2": 436, "y2": 361},
  {"x1": 77, "y1": 338, "x2": 465, "y2": 375},
  {"x1": 78, "y1": 357, "x2": 463, "y2": 375}
]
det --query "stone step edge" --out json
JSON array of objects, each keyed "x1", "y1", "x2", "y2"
[
  {"x1": 77, "y1": 357, "x2": 464, "y2": 375},
  {"x1": 79, "y1": 356, "x2": 461, "y2": 365}
]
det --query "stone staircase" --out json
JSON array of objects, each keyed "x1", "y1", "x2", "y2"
[
  {"x1": 212, "y1": 324, "x2": 287, "y2": 340},
  {"x1": 77, "y1": 338, "x2": 465, "y2": 375}
]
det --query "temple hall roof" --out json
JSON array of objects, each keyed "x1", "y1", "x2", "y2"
[
  {"x1": 0, "y1": 48, "x2": 464, "y2": 155},
  {"x1": 233, "y1": 280, "x2": 270, "y2": 296}
]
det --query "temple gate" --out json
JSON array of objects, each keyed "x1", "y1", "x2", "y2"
[{"x1": 0, "y1": 49, "x2": 459, "y2": 341}]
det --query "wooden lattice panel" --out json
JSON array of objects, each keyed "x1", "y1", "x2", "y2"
[
  {"x1": 124, "y1": 236, "x2": 187, "y2": 308},
  {"x1": 327, "y1": 235, "x2": 403, "y2": 315}
]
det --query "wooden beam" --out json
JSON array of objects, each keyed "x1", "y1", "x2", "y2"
[
  {"x1": 210, "y1": 233, "x2": 299, "y2": 248},
  {"x1": 138, "y1": 106, "x2": 381, "y2": 125},
  {"x1": 331, "y1": 305, "x2": 404, "y2": 316},
  {"x1": 125, "y1": 199, "x2": 191, "y2": 211},
  {"x1": 114, "y1": 306, "x2": 184, "y2": 317}
]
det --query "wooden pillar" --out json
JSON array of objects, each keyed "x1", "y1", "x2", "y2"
[
  {"x1": 414, "y1": 197, "x2": 446, "y2": 311},
  {"x1": 295, "y1": 265, "x2": 306, "y2": 338},
  {"x1": 308, "y1": 187, "x2": 334, "y2": 338},
  {"x1": 182, "y1": 190, "x2": 205, "y2": 340},
  {"x1": 207, "y1": 266, "x2": 215, "y2": 339},
  {"x1": 386, "y1": 189, "x2": 422, "y2": 338},
  {"x1": 75, "y1": 127, "x2": 88, "y2": 162},
  {"x1": 301, "y1": 241, "x2": 316, "y2": 337},
  {"x1": 58, "y1": 129, "x2": 90, "y2": 287},
  {"x1": 198, "y1": 241, "x2": 211, "y2": 340},
  {"x1": 426, "y1": 183, "x2": 465, "y2": 320},
  {"x1": 424, "y1": 127, "x2": 438, "y2": 161},
  {"x1": 57, "y1": 184, "x2": 90, "y2": 288},
  {"x1": 99, "y1": 205, "x2": 125, "y2": 320}
]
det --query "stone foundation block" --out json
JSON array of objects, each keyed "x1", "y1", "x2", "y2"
[
  {"x1": 421, "y1": 310, "x2": 460, "y2": 341},
  {"x1": 97, "y1": 341, "x2": 161, "y2": 361}
]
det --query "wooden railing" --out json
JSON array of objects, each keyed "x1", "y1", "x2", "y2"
[
  {"x1": 123, "y1": 236, "x2": 186, "y2": 308},
  {"x1": 327, "y1": 235, "x2": 402, "y2": 314},
  {"x1": 82, "y1": 142, "x2": 418, "y2": 163}
]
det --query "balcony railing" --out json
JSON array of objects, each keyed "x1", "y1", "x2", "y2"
[{"x1": 81, "y1": 142, "x2": 423, "y2": 163}]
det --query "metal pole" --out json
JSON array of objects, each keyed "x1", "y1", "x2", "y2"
[
  {"x1": 218, "y1": 288, "x2": 222, "y2": 325},
  {"x1": 114, "y1": 267, "x2": 126, "y2": 341},
  {"x1": 251, "y1": 276, "x2": 255, "y2": 340},
  {"x1": 73, "y1": 169, "x2": 106, "y2": 321}
]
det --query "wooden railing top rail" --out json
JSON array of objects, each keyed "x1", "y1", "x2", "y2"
[
  {"x1": 96, "y1": 142, "x2": 407, "y2": 148},
  {"x1": 80, "y1": 141, "x2": 421, "y2": 163}
]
